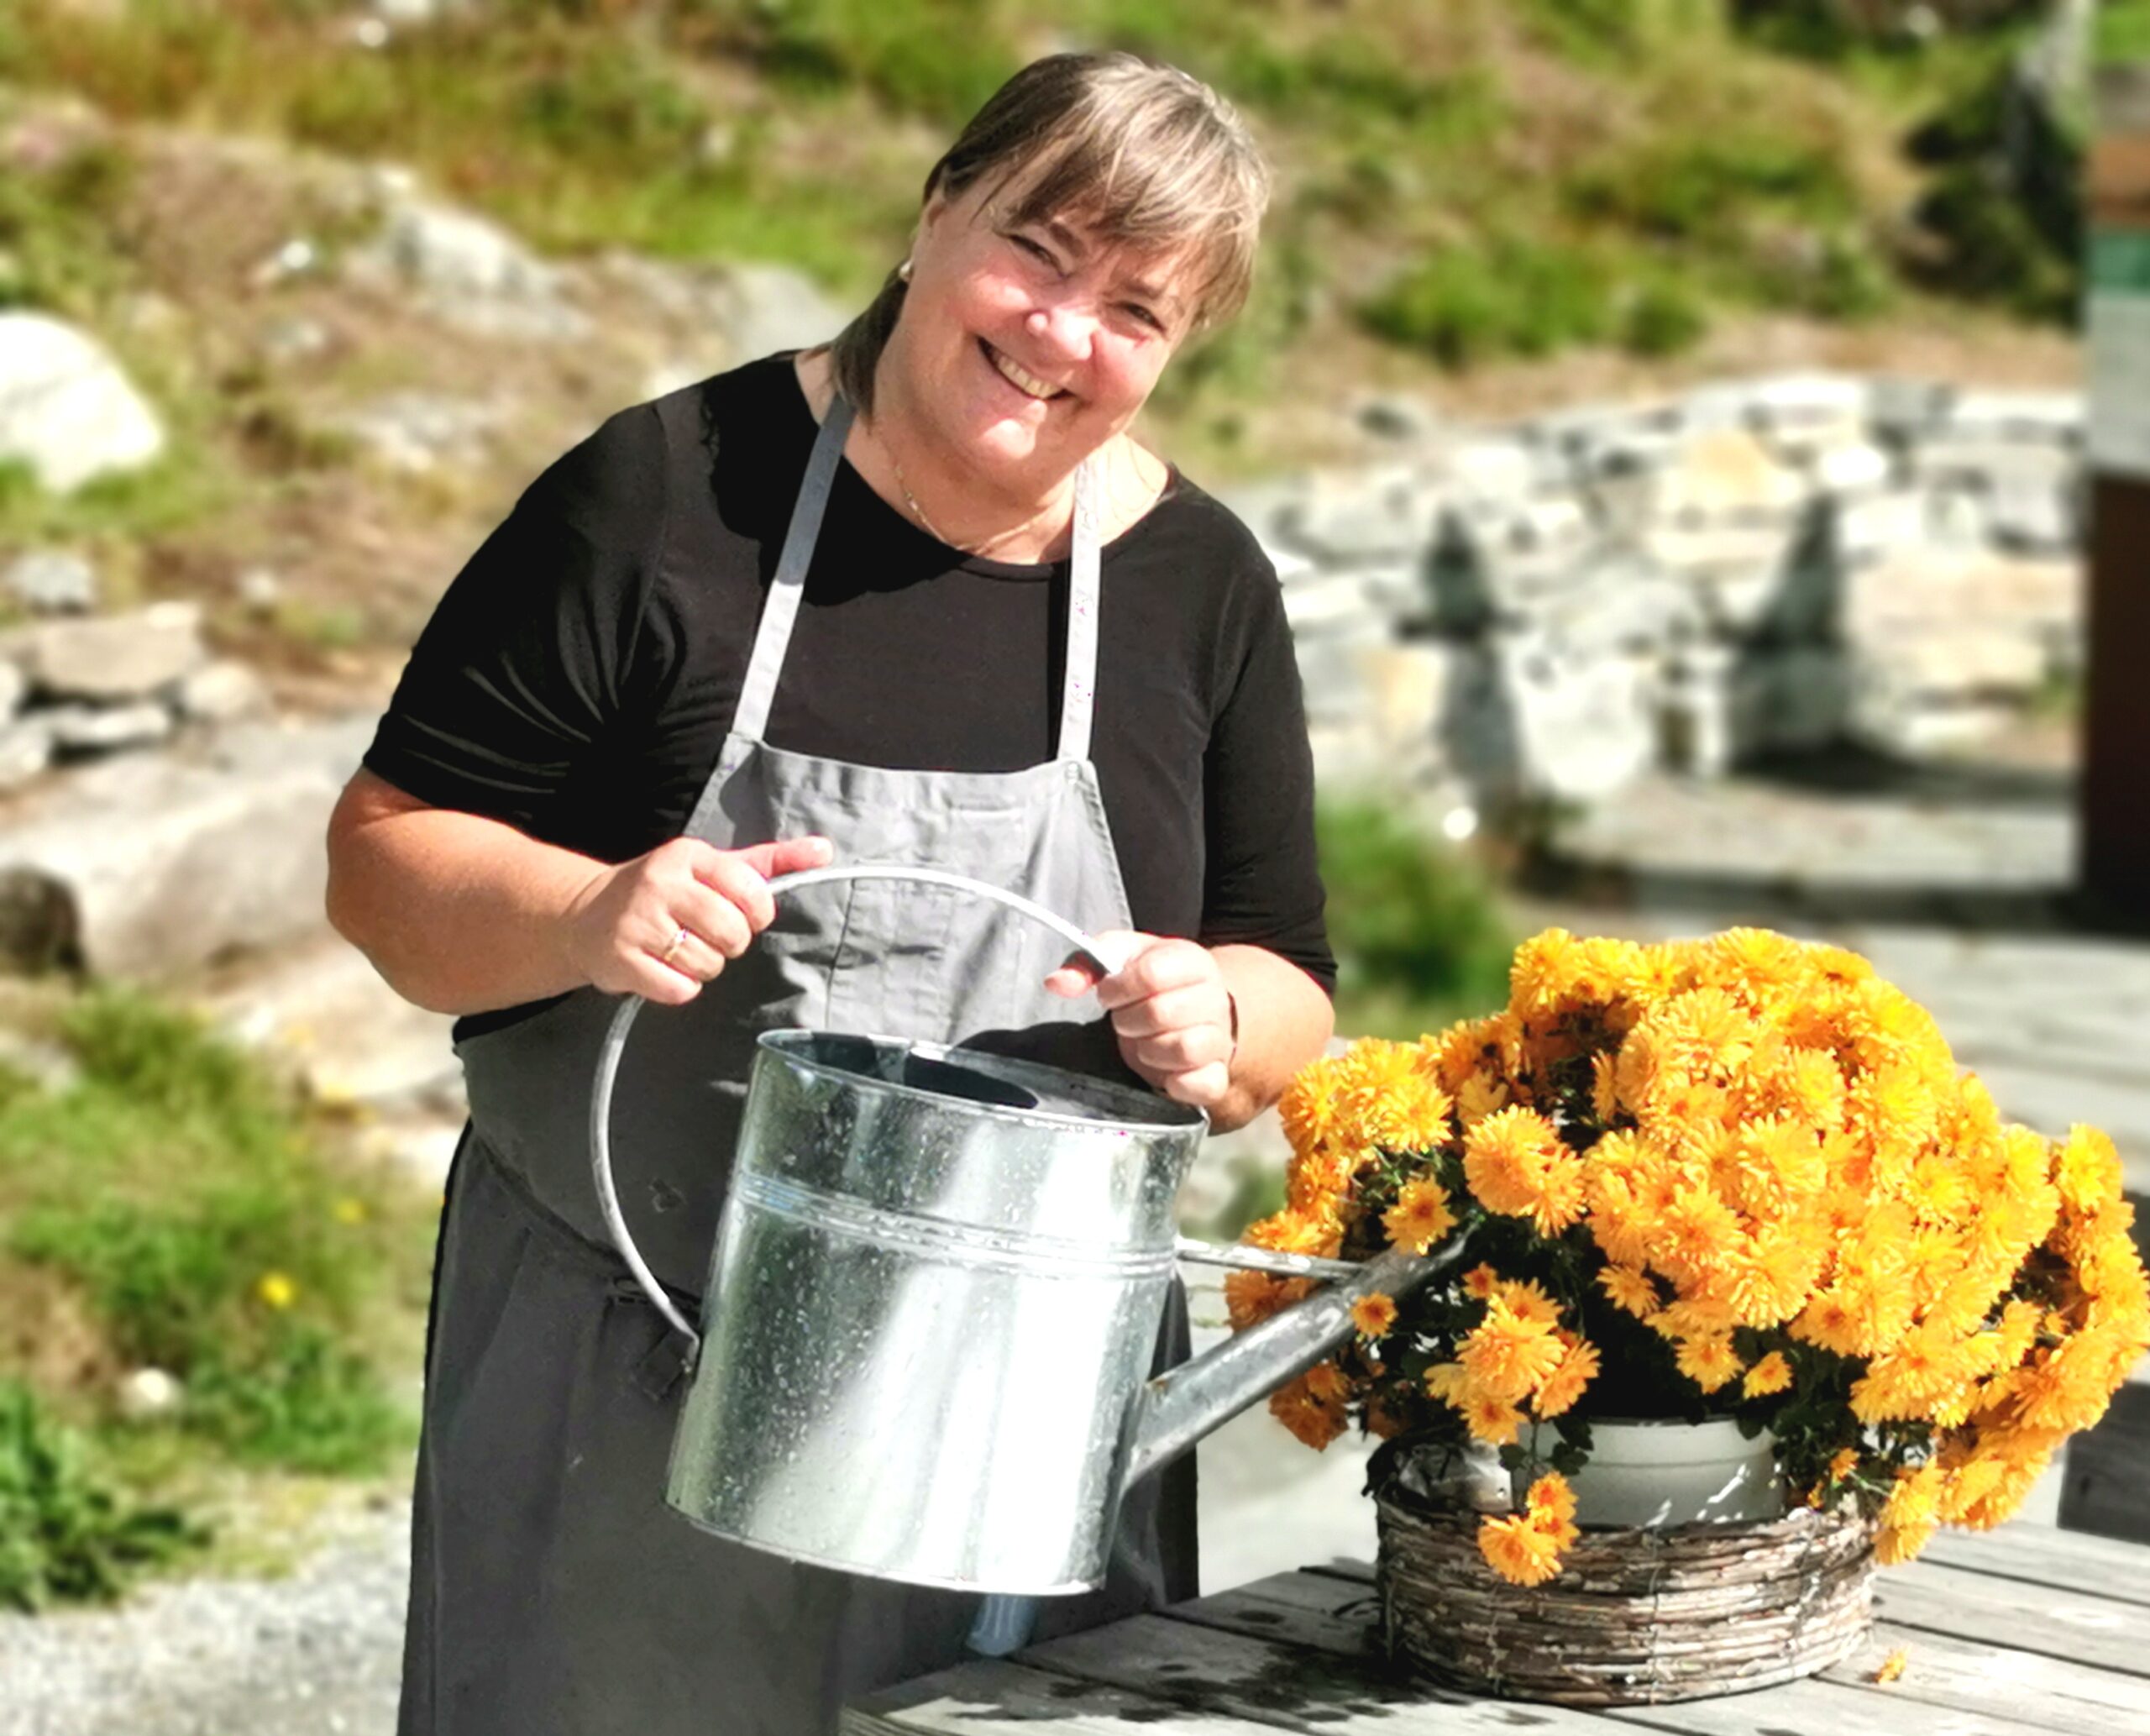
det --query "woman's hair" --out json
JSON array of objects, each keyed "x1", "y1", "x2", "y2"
[{"x1": 828, "y1": 51, "x2": 1270, "y2": 415}]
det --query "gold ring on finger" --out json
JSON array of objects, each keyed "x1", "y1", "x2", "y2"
[{"x1": 659, "y1": 926, "x2": 691, "y2": 968}]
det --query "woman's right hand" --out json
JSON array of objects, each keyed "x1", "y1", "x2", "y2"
[{"x1": 561, "y1": 835, "x2": 834, "y2": 1004}]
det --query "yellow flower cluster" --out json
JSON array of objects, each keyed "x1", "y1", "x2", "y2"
[{"x1": 1234, "y1": 927, "x2": 2150, "y2": 1585}]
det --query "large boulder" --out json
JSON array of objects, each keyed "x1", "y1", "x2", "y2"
[
  {"x1": 0, "y1": 601, "x2": 207, "y2": 702},
  {"x1": 0, "y1": 716, "x2": 370, "y2": 978},
  {"x1": 0, "y1": 313, "x2": 164, "y2": 492}
]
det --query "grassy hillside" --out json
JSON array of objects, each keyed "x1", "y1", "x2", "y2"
[
  {"x1": 0, "y1": 0, "x2": 2083, "y2": 672},
  {"x1": 0, "y1": 1, "x2": 2073, "y2": 359}
]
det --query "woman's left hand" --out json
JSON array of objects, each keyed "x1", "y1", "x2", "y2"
[{"x1": 1045, "y1": 932, "x2": 1235, "y2": 1109}]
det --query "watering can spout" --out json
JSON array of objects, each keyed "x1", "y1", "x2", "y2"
[{"x1": 1120, "y1": 1238, "x2": 1470, "y2": 1496}]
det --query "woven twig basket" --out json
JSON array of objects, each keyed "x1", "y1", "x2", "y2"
[{"x1": 1375, "y1": 1492, "x2": 1875, "y2": 1705}]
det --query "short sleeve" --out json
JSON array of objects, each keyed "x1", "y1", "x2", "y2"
[
  {"x1": 1197, "y1": 535, "x2": 1335, "y2": 992},
  {"x1": 362, "y1": 404, "x2": 670, "y2": 857}
]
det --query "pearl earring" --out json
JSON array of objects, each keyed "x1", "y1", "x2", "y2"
[{"x1": 897, "y1": 257, "x2": 914, "y2": 283}]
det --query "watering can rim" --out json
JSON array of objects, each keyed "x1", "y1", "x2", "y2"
[{"x1": 752, "y1": 1027, "x2": 1211, "y2": 1137}]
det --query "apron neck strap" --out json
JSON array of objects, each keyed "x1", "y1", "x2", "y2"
[
  {"x1": 732, "y1": 392, "x2": 854, "y2": 744},
  {"x1": 733, "y1": 391, "x2": 1104, "y2": 762}
]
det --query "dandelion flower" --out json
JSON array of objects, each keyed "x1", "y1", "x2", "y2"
[{"x1": 255, "y1": 1272, "x2": 297, "y2": 1310}]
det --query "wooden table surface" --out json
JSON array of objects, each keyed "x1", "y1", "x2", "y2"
[{"x1": 842, "y1": 1523, "x2": 2150, "y2": 1734}]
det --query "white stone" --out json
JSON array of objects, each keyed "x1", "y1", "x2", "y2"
[
  {"x1": 1943, "y1": 389, "x2": 2082, "y2": 445},
  {"x1": 46, "y1": 701, "x2": 173, "y2": 754},
  {"x1": 1289, "y1": 467, "x2": 1439, "y2": 562},
  {"x1": 1810, "y1": 440, "x2": 1893, "y2": 495},
  {"x1": 335, "y1": 392, "x2": 506, "y2": 475},
  {"x1": 0, "y1": 601, "x2": 206, "y2": 701},
  {"x1": 237, "y1": 567, "x2": 283, "y2": 613},
  {"x1": 1279, "y1": 569, "x2": 1377, "y2": 636},
  {"x1": 116, "y1": 1366, "x2": 183, "y2": 1422},
  {"x1": 1650, "y1": 427, "x2": 1810, "y2": 519},
  {"x1": 1440, "y1": 437, "x2": 1536, "y2": 502},
  {"x1": 1830, "y1": 489, "x2": 1927, "y2": 564},
  {"x1": 1489, "y1": 634, "x2": 1658, "y2": 802},
  {"x1": 0, "y1": 312, "x2": 165, "y2": 492},
  {"x1": 175, "y1": 659, "x2": 270, "y2": 724},
  {"x1": 0, "y1": 716, "x2": 371, "y2": 976},
  {"x1": 354, "y1": 197, "x2": 589, "y2": 339},
  {"x1": 4, "y1": 548, "x2": 98, "y2": 614}
]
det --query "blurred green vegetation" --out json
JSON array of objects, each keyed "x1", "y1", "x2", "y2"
[
  {"x1": 0, "y1": 989, "x2": 436, "y2": 1603},
  {"x1": 0, "y1": 1381, "x2": 203, "y2": 1610},
  {"x1": 0, "y1": 0, "x2": 2082, "y2": 385},
  {"x1": 1318, "y1": 801, "x2": 1517, "y2": 1042}
]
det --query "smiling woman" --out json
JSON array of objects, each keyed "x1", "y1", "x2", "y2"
[{"x1": 326, "y1": 48, "x2": 1333, "y2": 1736}]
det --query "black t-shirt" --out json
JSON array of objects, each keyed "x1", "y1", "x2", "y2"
[{"x1": 364, "y1": 354, "x2": 1333, "y2": 1028}]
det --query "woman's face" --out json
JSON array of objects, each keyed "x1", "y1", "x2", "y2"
[{"x1": 886, "y1": 174, "x2": 1195, "y2": 491}]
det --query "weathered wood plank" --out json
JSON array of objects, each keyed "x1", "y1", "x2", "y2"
[
  {"x1": 1879, "y1": 1559, "x2": 2150, "y2": 1678},
  {"x1": 1920, "y1": 1526, "x2": 2150, "y2": 1608},
  {"x1": 837, "y1": 1656, "x2": 1288, "y2": 1734},
  {"x1": 1598, "y1": 1676, "x2": 2065, "y2": 1736},
  {"x1": 1816, "y1": 1621, "x2": 2150, "y2": 1736},
  {"x1": 1166, "y1": 1574, "x2": 2075, "y2": 1736},
  {"x1": 1020, "y1": 1612, "x2": 1619, "y2": 1733}
]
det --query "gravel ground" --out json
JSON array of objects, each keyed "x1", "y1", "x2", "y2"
[
  {"x1": 0, "y1": 1277, "x2": 1372, "y2": 1735},
  {"x1": 0, "y1": 1498, "x2": 411, "y2": 1736}
]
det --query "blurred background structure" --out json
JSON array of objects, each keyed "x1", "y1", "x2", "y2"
[{"x1": 1, "y1": 3, "x2": 2145, "y2": 1730}]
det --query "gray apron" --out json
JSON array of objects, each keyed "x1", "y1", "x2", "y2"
[{"x1": 399, "y1": 396, "x2": 1197, "y2": 1736}]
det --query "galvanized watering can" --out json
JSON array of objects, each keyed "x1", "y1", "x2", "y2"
[{"x1": 590, "y1": 864, "x2": 1465, "y2": 1597}]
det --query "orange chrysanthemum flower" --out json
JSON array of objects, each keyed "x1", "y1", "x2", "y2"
[
  {"x1": 1477, "y1": 1512, "x2": 1562, "y2": 1586},
  {"x1": 1742, "y1": 1350, "x2": 1794, "y2": 1398},
  {"x1": 1382, "y1": 1177, "x2": 1458, "y2": 1254},
  {"x1": 1350, "y1": 1292, "x2": 1399, "y2": 1340}
]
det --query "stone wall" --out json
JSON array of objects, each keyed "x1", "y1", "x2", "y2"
[{"x1": 1221, "y1": 374, "x2": 2084, "y2": 809}]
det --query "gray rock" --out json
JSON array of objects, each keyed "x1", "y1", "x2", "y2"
[
  {"x1": 0, "y1": 716, "x2": 370, "y2": 976},
  {"x1": 1989, "y1": 472, "x2": 2082, "y2": 553},
  {"x1": 1353, "y1": 393, "x2": 1439, "y2": 443},
  {"x1": 335, "y1": 391, "x2": 506, "y2": 475},
  {"x1": 1829, "y1": 488, "x2": 1927, "y2": 565},
  {"x1": 1943, "y1": 389, "x2": 2082, "y2": 446},
  {"x1": 0, "y1": 312, "x2": 165, "y2": 492},
  {"x1": 236, "y1": 567, "x2": 284, "y2": 614},
  {"x1": 1487, "y1": 632, "x2": 1658, "y2": 802},
  {"x1": 1287, "y1": 467, "x2": 1440, "y2": 563},
  {"x1": 46, "y1": 700, "x2": 173, "y2": 755},
  {"x1": 174, "y1": 659, "x2": 271, "y2": 724},
  {"x1": 355, "y1": 197, "x2": 589, "y2": 340},
  {"x1": 0, "y1": 601, "x2": 207, "y2": 702},
  {"x1": 3, "y1": 549, "x2": 98, "y2": 615},
  {"x1": 705, "y1": 261, "x2": 852, "y2": 363}
]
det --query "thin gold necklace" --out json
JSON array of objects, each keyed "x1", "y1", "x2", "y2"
[{"x1": 864, "y1": 413, "x2": 1069, "y2": 560}]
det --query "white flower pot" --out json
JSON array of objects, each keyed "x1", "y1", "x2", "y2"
[{"x1": 1569, "y1": 1418, "x2": 1784, "y2": 1529}]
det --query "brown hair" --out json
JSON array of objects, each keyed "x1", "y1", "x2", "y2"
[{"x1": 828, "y1": 52, "x2": 1269, "y2": 415}]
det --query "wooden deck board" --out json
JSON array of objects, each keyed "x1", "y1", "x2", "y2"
[
  {"x1": 847, "y1": 1524, "x2": 2150, "y2": 1733},
  {"x1": 1879, "y1": 1558, "x2": 2150, "y2": 1678},
  {"x1": 1919, "y1": 1526, "x2": 2150, "y2": 1606},
  {"x1": 1156, "y1": 1575, "x2": 2091, "y2": 1736},
  {"x1": 1817, "y1": 1622, "x2": 2150, "y2": 1736}
]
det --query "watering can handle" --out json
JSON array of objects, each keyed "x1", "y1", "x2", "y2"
[{"x1": 589, "y1": 863, "x2": 1136, "y2": 1358}]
